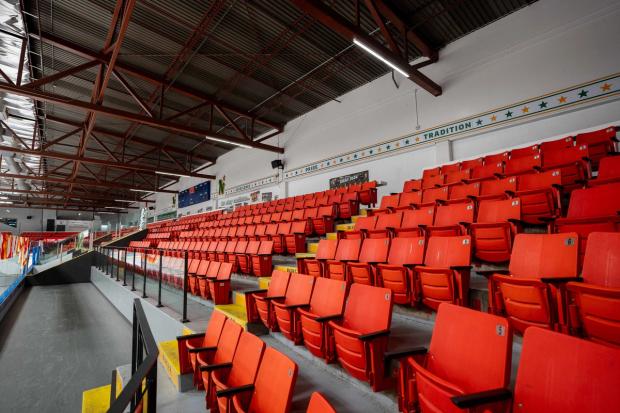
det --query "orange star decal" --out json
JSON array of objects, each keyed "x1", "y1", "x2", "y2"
[
  {"x1": 601, "y1": 83, "x2": 612, "y2": 92},
  {"x1": 490, "y1": 115, "x2": 497, "y2": 122},
  {"x1": 522, "y1": 106, "x2": 529, "y2": 113},
  {"x1": 558, "y1": 96, "x2": 567, "y2": 103}
]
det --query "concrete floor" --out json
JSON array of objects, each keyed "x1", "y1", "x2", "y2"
[{"x1": 0, "y1": 283, "x2": 132, "y2": 413}]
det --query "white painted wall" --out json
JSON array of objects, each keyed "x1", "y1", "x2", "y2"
[
  {"x1": 0, "y1": 208, "x2": 56, "y2": 232},
  {"x1": 156, "y1": 0, "x2": 620, "y2": 213}
]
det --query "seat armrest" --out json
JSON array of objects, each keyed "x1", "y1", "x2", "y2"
[
  {"x1": 494, "y1": 173, "x2": 505, "y2": 178},
  {"x1": 199, "y1": 362, "x2": 233, "y2": 372},
  {"x1": 315, "y1": 314, "x2": 342, "y2": 323},
  {"x1": 450, "y1": 265, "x2": 472, "y2": 271},
  {"x1": 507, "y1": 218, "x2": 524, "y2": 225},
  {"x1": 540, "y1": 277, "x2": 581, "y2": 283},
  {"x1": 451, "y1": 388, "x2": 512, "y2": 409},
  {"x1": 243, "y1": 288, "x2": 267, "y2": 295},
  {"x1": 264, "y1": 295, "x2": 286, "y2": 301},
  {"x1": 216, "y1": 384, "x2": 255, "y2": 398},
  {"x1": 504, "y1": 190, "x2": 515, "y2": 197},
  {"x1": 551, "y1": 183, "x2": 563, "y2": 190},
  {"x1": 359, "y1": 329, "x2": 391, "y2": 341},
  {"x1": 384, "y1": 347, "x2": 427, "y2": 362},
  {"x1": 285, "y1": 304, "x2": 310, "y2": 309},
  {"x1": 538, "y1": 216, "x2": 557, "y2": 223},
  {"x1": 188, "y1": 346, "x2": 217, "y2": 353},
  {"x1": 478, "y1": 270, "x2": 510, "y2": 277},
  {"x1": 176, "y1": 332, "x2": 205, "y2": 341},
  {"x1": 458, "y1": 221, "x2": 471, "y2": 227}
]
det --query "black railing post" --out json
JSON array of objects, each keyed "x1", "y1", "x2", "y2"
[
  {"x1": 130, "y1": 305, "x2": 137, "y2": 412},
  {"x1": 105, "y1": 248, "x2": 110, "y2": 275},
  {"x1": 142, "y1": 249, "x2": 147, "y2": 298},
  {"x1": 181, "y1": 250, "x2": 189, "y2": 323},
  {"x1": 157, "y1": 250, "x2": 163, "y2": 308},
  {"x1": 146, "y1": 364, "x2": 157, "y2": 413},
  {"x1": 116, "y1": 248, "x2": 120, "y2": 281},
  {"x1": 122, "y1": 249, "x2": 128, "y2": 286},
  {"x1": 110, "y1": 248, "x2": 115, "y2": 278},
  {"x1": 131, "y1": 249, "x2": 136, "y2": 291}
]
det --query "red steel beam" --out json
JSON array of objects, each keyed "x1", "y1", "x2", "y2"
[
  {"x1": 0, "y1": 187, "x2": 153, "y2": 203},
  {"x1": 24, "y1": 60, "x2": 101, "y2": 89}
]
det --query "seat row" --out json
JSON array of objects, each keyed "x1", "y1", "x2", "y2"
[{"x1": 177, "y1": 311, "x2": 337, "y2": 413}]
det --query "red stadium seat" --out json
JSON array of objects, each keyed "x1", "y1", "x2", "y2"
[
  {"x1": 246, "y1": 270, "x2": 291, "y2": 329},
  {"x1": 337, "y1": 192, "x2": 360, "y2": 219},
  {"x1": 251, "y1": 241, "x2": 273, "y2": 277},
  {"x1": 208, "y1": 262, "x2": 234, "y2": 304},
  {"x1": 451, "y1": 327, "x2": 620, "y2": 413},
  {"x1": 445, "y1": 169, "x2": 471, "y2": 185},
  {"x1": 374, "y1": 193, "x2": 400, "y2": 215},
  {"x1": 394, "y1": 207, "x2": 435, "y2": 238},
  {"x1": 359, "y1": 181, "x2": 378, "y2": 206},
  {"x1": 419, "y1": 186, "x2": 449, "y2": 207},
  {"x1": 238, "y1": 241, "x2": 259, "y2": 275},
  {"x1": 470, "y1": 198, "x2": 522, "y2": 263},
  {"x1": 539, "y1": 136, "x2": 574, "y2": 152},
  {"x1": 376, "y1": 236, "x2": 425, "y2": 305},
  {"x1": 395, "y1": 304, "x2": 512, "y2": 413},
  {"x1": 347, "y1": 238, "x2": 390, "y2": 285},
  {"x1": 306, "y1": 392, "x2": 336, "y2": 413},
  {"x1": 426, "y1": 201, "x2": 475, "y2": 237},
  {"x1": 468, "y1": 162, "x2": 504, "y2": 183},
  {"x1": 341, "y1": 215, "x2": 377, "y2": 239},
  {"x1": 513, "y1": 169, "x2": 561, "y2": 224},
  {"x1": 447, "y1": 182, "x2": 480, "y2": 204},
  {"x1": 422, "y1": 174, "x2": 445, "y2": 189},
  {"x1": 441, "y1": 162, "x2": 461, "y2": 175},
  {"x1": 403, "y1": 179, "x2": 422, "y2": 192},
  {"x1": 326, "y1": 239, "x2": 362, "y2": 282},
  {"x1": 510, "y1": 143, "x2": 539, "y2": 158},
  {"x1": 395, "y1": 191, "x2": 423, "y2": 210},
  {"x1": 575, "y1": 126, "x2": 618, "y2": 168},
  {"x1": 422, "y1": 166, "x2": 441, "y2": 180},
  {"x1": 304, "y1": 239, "x2": 338, "y2": 277},
  {"x1": 312, "y1": 205, "x2": 337, "y2": 235},
  {"x1": 198, "y1": 319, "x2": 243, "y2": 394},
  {"x1": 414, "y1": 236, "x2": 472, "y2": 310},
  {"x1": 588, "y1": 156, "x2": 620, "y2": 186},
  {"x1": 541, "y1": 144, "x2": 591, "y2": 191},
  {"x1": 489, "y1": 233, "x2": 579, "y2": 334},
  {"x1": 284, "y1": 221, "x2": 308, "y2": 254},
  {"x1": 566, "y1": 232, "x2": 620, "y2": 346},
  {"x1": 367, "y1": 212, "x2": 403, "y2": 238},
  {"x1": 328, "y1": 283, "x2": 394, "y2": 391},
  {"x1": 298, "y1": 277, "x2": 347, "y2": 360},
  {"x1": 460, "y1": 157, "x2": 483, "y2": 170},
  {"x1": 272, "y1": 273, "x2": 316, "y2": 341},
  {"x1": 504, "y1": 153, "x2": 541, "y2": 176}
]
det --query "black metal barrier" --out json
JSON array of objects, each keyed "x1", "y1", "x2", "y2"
[
  {"x1": 96, "y1": 246, "x2": 190, "y2": 323},
  {"x1": 108, "y1": 299, "x2": 158, "y2": 413}
]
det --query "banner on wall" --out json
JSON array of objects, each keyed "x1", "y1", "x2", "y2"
[
  {"x1": 329, "y1": 170, "x2": 369, "y2": 189},
  {"x1": 179, "y1": 181, "x2": 211, "y2": 208},
  {"x1": 261, "y1": 192, "x2": 273, "y2": 202}
]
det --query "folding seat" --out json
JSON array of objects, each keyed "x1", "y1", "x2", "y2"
[
  {"x1": 283, "y1": 220, "x2": 308, "y2": 255},
  {"x1": 177, "y1": 311, "x2": 227, "y2": 385},
  {"x1": 303, "y1": 198, "x2": 317, "y2": 208},
  {"x1": 245, "y1": 270, "x2": 291, "y2": 329},
  {"x1": 470, "y1": 198, "x2": 522, "y2": 263},
  {"x1": 540, "y1": 144, "x2": 591, "y2": 191},
  {"x1": 451, "y1": 327, "x2": 620, "y2": 413},
  {"x1": 540, "y1": 135, "x2": 574, "y2": 152},
  {"x1": 304, "y1": 193, "x2": 315, "y2": 200},
  {"x1": 315, "y1": 194, "x2": 330, "y2": 207},
  {"x1": 328, "y1": 283, "x2": 394, "y2": 391},
  {"x1": 394, "y1": 207, "x2": 435, "y2": 237},
  {"x1": 376, "y1": 237, "x2": 425, "y2": 305},
  {"x1": 373, "y1": 193, "x2": 400, "y2": 215},
  {"x1": 403, "y1": 179, "x2": 422, "y2": 192},
  {"x1": 364, "y1": 211, "x2": 403, "y2": 239},
  {"x1": 336, "y1": 186, "x2": 348, "y2": 194},
  {"x1": 338, "y1": 193, "x2": 360, "y2": 219},
  {"x1": 306, "y1": 392, "x2": 336, "y2": 413},
  {"x1": 275, "y1": 204, "x2": 285, "y2": 212},
  {"x1": 294, "y1": 199, "x2": 305, "y2": 210},
  {"x1": 326, "y1": 238, "x2": 362, "y2": 282},
  {"x1": 198, "y1": 319, "x2": 243, "y2": 395},
  {"x1": 280, "y1": 210, "x2": 293, "y2": 222},
  {"x1": 215, "y1": 240, "x2": 228, "y2": 262},
  {"x1": 340, "y1": 215, "x2": 377, "y2": 239},
  {"x1": 252, "y1": 215, "x2": 262, "y2": 225},
  {"x1": 270, "y1": 211, "x2": 282, "y2": 222},
  {"x1": 394, "y1": 191, "x2": 423, "y2": 211},
  {"x1": 504, "y1": 154, "x2": 541, "y2": 176},
  {"x1": 206, "y1": 240, "x2": 218, "y2": 261},
  {"x1": 566, "y1": 232, "x2": 620, "y2": 346},
  {"x1": 238, "y1": 240, "x2": 259, "y2": 274},
  {"x1": 414, "y1": 236, "x2": 472, "y2": 310},
  {"x1": 187, "y1": 258, "x2": 202, "y2": 291},
  {"x1": 467, "y1": 162, "x2": 504, "y2": 183},
  {"x1": 312, "y1": 205, "x2": 337, "y2": 235},
  {"x1": 488, "y1": 233, "x2": 579, "y2": 334},
  {"x1": 510, "y1": 143, "x2": 539, "y2": 158},
  {"x1": 219, "y1": 240, "x2": 236, "y2": 262},
  {"x1": 254, "y1": 224, "x2": 268, "y2": 242},
  {"x1": 250, "y1": 241, "x2": 274, "y2": 277},
  {"x1": 272, "y1": 273, "x2": 316, "y2": 340},
  {"x1": 263, "y1": 222, "x2": 279, "y2": 242},
  {"x1": 475, "y1": 176, "x2": 516, "y2": 201},
  {"x1": 245, "y1": 224, "x2": 257, "y2": 241},
  {"x1": 575, "y1": 126, "x2": 618, "y2": 168},
  {"x1": 235, "y1": 225, "x2": 247, "y2": 241},
  {"x1": 447, "y1": 181, "x2": 480, "y2": 204},
  {"x1": 587, "y1": 155, "x2": 620, "y2": 186},
  {"x1": 217, "y1": 347, "x2": 298, "y2": 413},
  {"x1": 207, "y1": 262, "x2": 234, "y2": 304},
  {"x1": 422, "y1": 173, "x2": 445, "y2": 189},
  {"x1": 359, "y1": 180, "x2": 378, "y2": 206},
  {"x1": 324, "y1": 189, "x2": 337, "y2": 197},
  {"x1": 304, "y1": 239, "x2": 338, "y2": 277},
  {"x1": 269, "y1": 222, "x2": 288, "y2": 254},
  {"x1": 444, "y1": 169, "x2": 471, "y2": 186},
  {"x1": 483, "y1": 151, "x2": 509, "y2": 165},
  {"x1": 440, "y1": 162, "x2": 461, "y2": 175},
  {"x1": 199, "y1": 261, "x2": 221, "y2": 299},
  {"x1": 291, "y1": 208, "x2": 305, "y2": 222},
  {"x1": 209, "y1": 331, "x2": 266, "y2": 413},
  {"x1": 426, "y1": 201, "x2": 475, "y2": 237},
  {"x1": 346, "y1": 237, "x2": 390, "y2": 285},
  {"x1": 394, "y1": 303, "x2": 512, "y2": 413},
  {"x1": 419, "y1": 186, "x2": 449, "y2": 207},
  {"x1": 460, "y1": 157, "x2": 484, "y2": 170},
  {"x1": 512, "y1": 169, "x2": 561, "y2": 224},
  {"x1": 284, "y1": 200, "x2": 294, "y2": 211},
  {"x1": 303, "y1": 207, "x2": 319, "y2": 234},
  {"x1": 422, "y1": 166, "x2": 441, "y2": 179}
]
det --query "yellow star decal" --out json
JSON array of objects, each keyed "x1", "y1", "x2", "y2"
[
  {"x1": 522, "y1": 106, "x2": 529, "y2": 113},
  {"x1": 415, "y1": 137, "x2": 420, "y2": 142},
  {"x1": 395, "y1": 143, "x2": 400, "y2": 148},
  {"x1": 490, "y1": 115, "x2": 497, "y2": 122},
  {"x1": 601, "y1": 83, "x2": 612, "y2": 92},
  {"x1": 558, "y1": 96, "x2": 567, "y2": 103}
]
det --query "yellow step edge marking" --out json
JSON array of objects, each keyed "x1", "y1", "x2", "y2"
[
  {"x1": 275, "y1": 265, "x2": 297, "y2": 273},
  {"x1": 351, "y1": 215, "x2": 362, "y2": 223},
  {"x1": 158, "y1": 340, "x2": 181, "y2": 389},
  {"x1": 215, "y1": 304, "x2": 248, "y2": 327},
  {"x1": 258, "y1": 277, "x2": 271, "y2": 290},
  {"x1": 81, "y1": 385, "x2": 111, "y2": 413},
  {"x1": 326, "y1": 232, "x2": 337, "y2": 240},
  {"x1": 307, "y1": 243, "x2": 319, "y2": 253},
  {"x1": 233, "y1": 291, "x2": 247, "y2": 307},
  {"x1": 335, "y1": 223, "x2": 355, "y2": 231},
  {"x1": 295, "y1": 252, "x2": 316, "y2": 259},
  {"x1": 360, "y1": 209, "x2": 369, "y2": 216},
  {"x1": 182, "y1": 327, "x2": 195, "y2": 335}
]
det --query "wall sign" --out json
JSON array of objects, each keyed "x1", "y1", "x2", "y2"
[
  {"x1": 179, "y1": 181, "x2": 211, "y2": 208},
  {"x1": 329, "y1": 171, "x2": 369, "y2": 189}
]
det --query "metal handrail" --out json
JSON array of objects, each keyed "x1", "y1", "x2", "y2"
[{"x1": 108, "y1": 299, "x2": 158, "y2": 413}]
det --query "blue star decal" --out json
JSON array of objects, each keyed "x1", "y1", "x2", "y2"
[
  {"x1": 505, "y1": 111, "x2": 513, "y2": 118},
  {"x1": 539, "y1": 101, "x2": 548, "y2": 109},
  {"x1": 353, "y1": 154, "x2": 357, "y2": 159},
  {"x1": 369, "y1": 150, "x2": 373, "y2": 154},
  {"x1": 386, "y1": 145, "x2": 391, "y2": 150},
  {"x1": 404, "y1": 140, "x2": 410, "y2": 144},
  {"x1": 578, "y1": 89, "x2": 589, "y2": 98},
  {"x1": 476, "y1": 119, "x2": 483, "y2": 126}
]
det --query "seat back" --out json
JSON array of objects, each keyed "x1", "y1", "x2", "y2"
[
  {"x1": 257, "y1": 241, "x2": 273, "y2": 254},
  {"x1": 597, "y1": 156, "x2": 620, "y2": 180},
  {"x1": 514, "y1": 327, "x2": 620, "y2": 413},
  {"x1": 509, "y1": 233, "x2": 578, "y2": 279},
  {"x1": 226, "y1": 332, "x2": 265, "y2": 388},
  {"x1": 476, "y1": 198, "x2": 521, "y2": 223},
  {"x1": 290, "y1": 220, "x2": 306, "y2": 234},
  {"x1": 441, "y1": 162, "x2": 461, "y2": 175},
  {"x1": 424, "y1": 236, "x2": 471, "y2": 267},
  {"x1": 449, "y1": 182, "x2": 480, "y2": 200},
  {"x1": 353, "y1": 216, "x2": 377, "y2": 231},
  {"x1": 358, "y1": 238, "x2": 390, "y2": 263},
  {"x1": 375, "y1": 212, "x2": 403, "y2": 231},
  {"x1": 566, "y1": 182, "x2": 620, "y2": 218},
  {"x1": 422, "y1": 166, "x2": 441, "y2": 179},
  {"x1": 204, "y1": 311, "x2": 227, "y2": 347},
  {"x1": 403, "y1": 179, "x2": 422, "y2": 192},
  {"x1": 505, "y1": 154, "x2": 541, "y2": 175},
  {"x1": 516, "y1": 169, "x2": 561, "y2": 191},
  {"x1": 387, "y1": 237, "x2": 425, "y2": 265},
  {"x1": 421, "y1": 186, "x2": 449, "y2": 204},
  {"x1": 217, "y1": 262, "x2": 233, "y2": 281},
  {"x1": 401, "y1": 208, "x2": 435, "y2": 228},
  {"x1": 277, "y1": 221, "x2": 293, "y2": 235},
  {"x1": 306, "y1": 392, "x2": 336, "y2": 413},
  {"x1": 213, "y1": 320, "x2": 243, "y2": 364},
  {"x1": 334, "y1": 239, "x2": 362, "y2": 261},
  {"x1": 284, "y1": 273, "x2": 315, "y2": 305},
  {"x1": 460, "y1": 158, "x2": 484, "y2": 170},
  {"x1": 423, "y1": 174, "x2": 445, "y2": 188},
  {"x1": 315, "y1": 239, "x2": 338, "y2": 260},
  {"x1": 433, "y1": 202, "x2": 475, "y2": 226},
  {"x1": 268, "y1": 270, "x2": 291, "y2": 297},
  {"x1": 471, "y1": 162, "x2": 503, "y2": 180},
  {"x1": 480, "y1": 177, "x2": 516, "y2": 198},
  {"x1": 445, "y1": 169, "x2": 471, "y2": 185},
  {"x1": 379, "y1": 194, "x2": 400, "y2": 210},
  {"x1": 224, "y1": 240, "x2": 237, "y2": 254},
  {"x1": 235, "y1": 240, "x2": 248, "y2": 254},
  {"x1": 510, "y1": 144, "x2": 539, "y2": 158},
  {"x1": 582, "y1": 232, "x2": 620, "y2": 287},
  {"x1": 246, "y1": 241, "x2": 260, "y2": 254},
  {"x1": 207, "y1": 261, "x2": 222, "y2": 278},
  {"x1": 543, "y1": 145, "x2": 588, "y2": 168},
  {"x1": 342, "y1": 283, "x2": 393, "y2": 334},
  {"x1": 575, "y1": 126, "x2": 616, "y2": 146},
  {"x1": 246, "y1": 348, "x2": 298, "y2": 413},
  {"x1": 308, "y1": 277, "x2": 347, "y2": 316},
  {"x1": 539, "y1": 136, "x2": 574, "y2": 152},
  {"x1": 398, "y1": 191, "x2": 423, "y2": 207},
  {"x1": 483, "y1": 151, "x2": 509, "y2": 164},
  {"x1": 427, "y1": 303, "x2": 512, "y2": 393}
]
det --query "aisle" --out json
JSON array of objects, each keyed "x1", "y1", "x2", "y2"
[{"x1": 0, "y1": 283, "x2": 131, "y2": 412}]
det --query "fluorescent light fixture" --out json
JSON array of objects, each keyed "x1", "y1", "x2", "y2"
[
  {"x1": 130, "y1": 189, "x2": 155, "y2": 194},
  {"x1": 155, "y1": 170, "x2": 193, "y2": 178},
  {"x1": 0, "y1": 196, "x2": 8, "y2": 200},
  {"x1": 114, "y1": 199, "x2": 136, "y2": 203},
  {"x1": 352, "y1": 38, "x2": 410, "y2": 78},
  {"x1": 104, "y1": 206, "x2": 125, "y2": 209},
  {"x1": 205, "y1": 136, "x2": 252, "y2": 149},
  {"x1": 0, "y1": 190, "x2": 20, "y2": 195}
]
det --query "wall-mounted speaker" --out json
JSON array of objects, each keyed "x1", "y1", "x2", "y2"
[{"x1": 271, "y1": 159, "x2": 284, "y2": 169}]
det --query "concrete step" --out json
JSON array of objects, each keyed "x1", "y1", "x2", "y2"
[{"x1": 335, "y1": 223, "x2": 355, "y2": 232}]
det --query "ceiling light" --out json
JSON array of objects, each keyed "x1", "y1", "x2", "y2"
[
  {"x1": 0, "y1": 201, "x2": 13, "y2": 204},
  {"x1": 114, "y1": 199, "x2": 136, "y2": 203},
  {"x1": 155, "y1": 171, "x2": 193, "y2": 178},
  {"x1": 104, "y1": 206, "x2": 125, "y2": 209},
  {"x1": 205, "y1": 136, "x2": 252, "y2": 149},
  {"x1": 130, "y1": 189, "x2": 155, "y2": 194},
  {"x1": 353, "y1": 38, "x2": 410, "y2": 78},
  {"x1": 0, "y1": 196, "x2": 8, "y2": 200}
]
